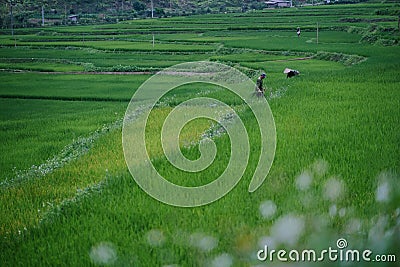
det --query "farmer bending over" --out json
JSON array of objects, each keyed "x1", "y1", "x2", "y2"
[{"x1": 255, "y1": 73, "x2": 267, "y2": 97}]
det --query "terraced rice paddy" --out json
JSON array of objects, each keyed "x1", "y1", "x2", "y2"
[{"x1": 1, "y1": 2, "x2": 399, "y2": 266}]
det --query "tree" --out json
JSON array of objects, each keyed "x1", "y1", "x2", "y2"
[
  {"x1": 40, "y1": 0, "x2": 58, "y2": 26},
  {"x1": 22, "y1": 0, "x2": 56, "y2": 26},
  {"x1": 1, "y1": 0, "x2": 23, "y2": 35},
  {"x1": 132, "y1": 0, "x2": 145, "y2": 11}
]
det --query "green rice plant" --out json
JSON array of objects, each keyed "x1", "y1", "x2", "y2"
[
  {"x1": 6, "y1": 40, "x2": 219, "y2": 52},
  {"x1": 0, "y1": 60, "x2": 84, "y2": 72},
  {"x1": 0, "y1": 73, "x2": 149, "y2": 100},
  {"x1": 0, "y1": 47, "x2": 211, "y2": 70},
  {"x1": 0, "y1": 99, "x2": 127, "y2": 181},
  {"x1": 313, "y1": 51, "x2": 367, "y2": 66}
]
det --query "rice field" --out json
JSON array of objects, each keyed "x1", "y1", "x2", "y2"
[{"x1": 1, "y1": 2, "x2": 399, "y2": 267}]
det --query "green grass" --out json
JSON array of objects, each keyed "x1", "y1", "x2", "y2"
[
  {"x1": 0, "y1": 60, "x2": 85, "y2": 72},
  {"x1": 1, "y1": 2, "x2": 400, "y2": 266},
  {"x1": 0, "y1": 73, "x2": 149, "y2": 101},
  {"x1": 0, "y1": 99, "x2": 127, "y2": 181},
  {"x1": 3, "y1": 39, "x2": 219, "y2": 52},
  {"x1": 0, "y1": 47, "x2": 211, "y2": 70}
]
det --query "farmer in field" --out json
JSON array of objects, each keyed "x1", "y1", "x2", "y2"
[
  {"x1": 284, "y1": 68, "x2": 300, "y2": 78},
  {"x1": 255, "y1": 73, "x2": 267, "y2": 97},
  {"x1": 296, "y1": 27, "x2": 301, "y2": 37}
]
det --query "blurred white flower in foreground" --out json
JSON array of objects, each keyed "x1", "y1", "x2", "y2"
[
  {"x1": 210, "y1": 253, "x2": 233, "y2": 267},
  {"x1": 338, "y1": 207, "x2": 346, "y2": 217},
  {"x1": 311, "y1": 159, "x2": 329, "y2": 177},
  {"x1": 375, "y1": 171, "x2": 399, "y2": 203},
  {"x1": 259, "y1": 200, "x2": 277, "y2": 220},
  {"x1": 189, "y1": 232, "x2": 218, "y2": 252},
  {"x1": 89, "y1": 242, "x2": 117, "y2": 265},
  {"x1": 295, "y1": 171, "x2": 313, "y2": 191},
  {"x1": 368, "y1": 215, "x2": 391, "y2": 252},
  {"x1": 270, "y1": 214, "x2": 305, "y2": 247},
  {"x1": 146, "y1": 229, "x2": 166, "y2": 247},
  {"x1": 323, "y1": 177, "x2": 344, "y2": 201},
  {"x1": 376, "y1": 178, "x2": 390, "y2": 203},
  {"x1": 258, "y1": 236, "x2": 276, "y2": 250},
  {"x1": 329, "y1": 204, "x2": 337, "y2": 217},
  {"x1": 346, "y1": 218, "x2": 362, "y2": 234}
]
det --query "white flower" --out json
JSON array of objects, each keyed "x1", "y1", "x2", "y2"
[
  {"x1": 346, "y1": 218, "x2": 362, "y2": 234},
  {"x1": 323, "y1": 177, "x2": 344, "y2": 201},
  {"x1": 295, "y1": 171, "x2": 313, "y2": 191},
  {"x1": 376, "y1": 180, "x2": 390, "y2": 203},
  {"x1": 146, "y1": 229, "x2": 166, "y2": 247},
  {"x1": 311, "y1": 159, "x2": 329, "y2": 177},
  {"x1": 89, "y1": 242, "x2": 117, "y2": 265},
  {"x1": 258, "y1": 236, "x2": 276, "y2": 250},
  {"x1": 329, "y1": 204, "x2": 337, "y2": 217},
  {"x1": 259, "y1": 200, "x2": 277, "y2": 219},
  {"x1": 189, "y1": 233, "x2": 218, "y2": 252},
  {"x1": 270, "y1": 214, "x2": 305, "y2": 247},
  {"x1": 210, "y1": 253, "x2": 233, "y2": 267},
  {"x1": 339, "y1": 208, "x2": 346, "y2": 217}
]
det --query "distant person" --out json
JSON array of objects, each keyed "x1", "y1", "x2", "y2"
[
  {"x1": 297, "y1": 27, "x2": 301, "y2": 37},
  {"x1": 284, "y1": 68, "x2": 300, "y2": 78},
  {"x1": 255, "y1": 73, "x2": 266, "y2": 97},
  {"x1": 286, "y1": 69, "x2": 300, "y2": 78}
]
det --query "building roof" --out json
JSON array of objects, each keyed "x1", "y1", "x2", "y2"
[{"x1": 265, "y1": 0, "x2": 290, "y2": 3}]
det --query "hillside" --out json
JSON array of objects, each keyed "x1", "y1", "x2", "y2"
[{"x1": 0, "y1": 0, "x2": 382, "y2": 28}]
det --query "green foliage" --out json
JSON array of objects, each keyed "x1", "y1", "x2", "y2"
[
  {"x1": 314, "y1": 51, "x2": 367, "y2": 65},
  {"x1": 374, "y1": 5, "x2": 400, "y2": 16},
  {"x1": 360, "y1": 23, "x2": 399, "y2": 45},
  {"x1": 83, "y1": 63, "x2": 157, "y2": 72}
]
